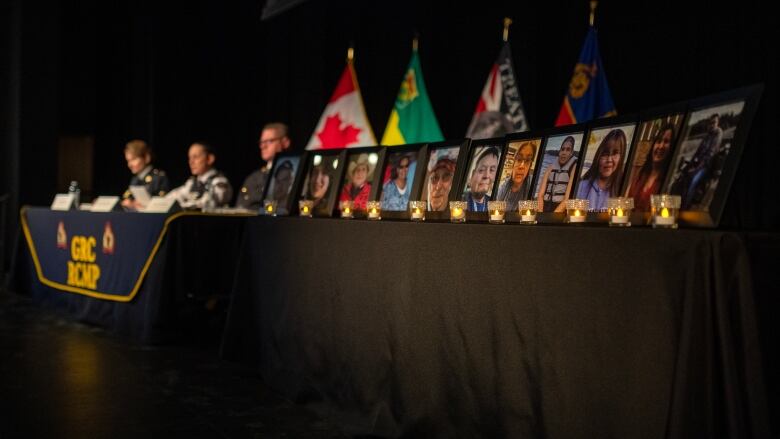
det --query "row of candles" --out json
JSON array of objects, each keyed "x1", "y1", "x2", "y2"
[{"x1": 267, "y1": 194, "x2": 682, "y2": 229}]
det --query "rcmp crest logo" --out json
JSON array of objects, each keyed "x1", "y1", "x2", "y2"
[
  {"x1": 56, "y1": 221, "x2": 67, "y2": 249},
  {"x1": 102, "y1": 221, "x2": 115, "y2": 255},
  {"x1": 568, "y1": 62, "x2": 597, "y2": 99}
]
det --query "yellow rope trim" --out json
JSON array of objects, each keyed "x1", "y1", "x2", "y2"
[{"x1": 19, "y1": 208, "x2": 253, "y2": 302}]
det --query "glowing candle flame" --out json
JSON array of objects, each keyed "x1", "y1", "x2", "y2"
[
  {"x1": 266, "y1": 205, "x2": 274, "y2": 212},
  {"x1": 661, "y1": 207, "x2": 670, "y2": 218},
  {"x1": 574, "y1": 209, "x2": 581, "y2": 216},
  {"x1": 616, "y1": 207, "x2": 624, "y2": 217},
  {"x1": 525, "y1": 209, "x2": 532, "y2": 216},
  {"x1": 302, "y1": 206, "x2": 309, "y2": 213},
  {"x1": 453, "y1": 208, "x2": 463, "y2": 216}
]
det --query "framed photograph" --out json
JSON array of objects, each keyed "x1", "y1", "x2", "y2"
[
  {"x1": 621, "y1": 106, "x2": 687, "y2": 211},
  {"x1": 458, "y1": 137, "x2": 505, "y2": 212},
  {"x1": 662, "y1": 85, "x2": 763, "y2": 227},
  {"x1": 530, "y1": 125, "x2": 587, "y2": 213},
  {"x1": 573, "y1": 116, "x2": 639, "y2": 211},
  {"x1": 336, "y1": 146, "x2": 383, "y2": 213},
  {"x1": 417, "y1": 139, "x2": 470, "y2": 216},
  {"x1": 261, "y1": 153, "x2": 305, "y2": 215},
  {"x1": 373, "y1": 143, "x2": 426, "y2": 218},
  {"x1": 298, "y1": 149, "x2": 345, "y2": 217},
  {"x1": 494, "y1": 133, "x2": 544, "y2": 212}
]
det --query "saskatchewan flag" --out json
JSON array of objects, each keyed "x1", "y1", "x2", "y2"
[{"x1": 380, "y1": 49, "x2": 444, "y2": 146}]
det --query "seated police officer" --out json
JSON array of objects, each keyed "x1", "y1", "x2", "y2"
[
  {"x1": 121, "y1": 139, "x2": 170, "y2": 210},
  {"x1": 235, "y1": 122, "x2": 291, "y2": 210},
  {"x1": 168, "y1": 142, "x2": 233, "y2": 210}
]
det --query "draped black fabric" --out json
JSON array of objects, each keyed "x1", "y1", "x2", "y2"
[
  {"x1": 222, "y1": 217, "x2": 768, "y2": 438},
  {"x1": 11, "y1": 214, "x2": 246, "y2": 343}
]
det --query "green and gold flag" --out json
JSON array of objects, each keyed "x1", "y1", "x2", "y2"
[{"x1": 380, "y1": 47, "x2": 443, "y2": 145}]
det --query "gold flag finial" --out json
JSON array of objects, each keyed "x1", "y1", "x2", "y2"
[
  {"x1": 347, "y1": 46, "x2": 354, "y2": 63},
  {"x1": 413, "y1": 36, "x2": 419, "y2": 52},
  {"x1": 503, "y1": 17, "x2": 512, "y2": 42},
  {"x1": 589, "y1": 1, "x2": 598, "y2": 26}
]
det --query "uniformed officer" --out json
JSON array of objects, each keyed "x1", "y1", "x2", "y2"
[
  {"x1": 121, "y1": 139, "x2": 170, "y2": 210},
  {"x1": 168, "y1": 142, "x2": 233, "y2": 210},
  {"x1": 235, "y1": 122, "x2": 291, "y2": 210}
]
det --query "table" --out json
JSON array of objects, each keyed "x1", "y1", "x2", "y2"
[
  {"x1": 11, "y1": 207, "x2": 249, "y2": 343},
  {"x1": 221, "y1": 216, "x2": 769, "y2": 438}
]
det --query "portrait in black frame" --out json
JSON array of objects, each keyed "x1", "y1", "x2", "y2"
[
  {"x1": 376, "y1": 143, "x2": 425, "y2": 212},
  {"x1": 261, "y1": 152, "x2": 303, "y2": 215},
  {"x1": 530, "y1": 127, "x2": 586, "y2": 213},
  {"x1": 494, "y1": 133, "x2": 544, "y2": 212},
  {"x1": 419, "y1": 139, "x2": 469, "y2": 213},
  {"x1": 299, "y1": 149, "x2": 344, "y2": 217},
  {"x1": 573, "y1": 117, "x2": 638, "y2": 211},
  {"x1": 459, "y1": 137, "x2": 504, "y2": 212},
  {"x1": 662, "y1": 85, "x2": 763, "y2": 227},
  {"x1": 621, "y1": 107, "x2": 686, "y2": 211},
  {"x1": 336, "y1": 147, "x2": 382, "y2": 212}
]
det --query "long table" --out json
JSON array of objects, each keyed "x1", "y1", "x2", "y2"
[
  {"x1": 11, "y1": 207, "x2": 248, "y2": 343},
  {"x1": 221, "y1": 216, "x2": 770, "y2": 438}
]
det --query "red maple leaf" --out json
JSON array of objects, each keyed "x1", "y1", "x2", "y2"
[{"x1": 316, "y1": 114, "x2": 361, "y2": 148}]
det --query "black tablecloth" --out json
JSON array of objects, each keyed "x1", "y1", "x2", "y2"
[
  {"x1": 11, "y1": 211, "x2": 247, "y2": 343},
  {"x1": 222, "y1": 217, "x2": 769, "y2": 438}
]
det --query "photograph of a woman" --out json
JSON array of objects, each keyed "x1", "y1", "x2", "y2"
[
  {"x1": 575, "y1": 124, "x2": 636, "y2": 211},
  {"x1": 623, "y1": 118, "x2": 682, "y2": 211}
]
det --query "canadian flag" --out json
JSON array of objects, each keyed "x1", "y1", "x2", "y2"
[{"x1": 305, "y1": 62, "x2": 376, "y2": 150}]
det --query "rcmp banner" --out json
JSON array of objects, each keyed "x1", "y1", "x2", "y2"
[
  {"x1": 555, "y1": 26, "x2": 617, "y2": 126},
  {"x1": 20, "y1": 207, "x2": 170, "y2": 301}
]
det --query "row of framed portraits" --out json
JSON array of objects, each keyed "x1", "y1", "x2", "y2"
[{"x1": 261, "y1": 85, "x2": 762, "y2": 227}]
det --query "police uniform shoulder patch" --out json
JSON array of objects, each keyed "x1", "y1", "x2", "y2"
[{"x1": 144, "y1": 175, "x2": 153, "y2": 183}]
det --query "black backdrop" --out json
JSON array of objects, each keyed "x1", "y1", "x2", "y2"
[{"x1": 1, "y1": 0, "x2": 778, "y2": 257}]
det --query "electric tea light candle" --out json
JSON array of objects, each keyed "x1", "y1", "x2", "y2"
[
  {"x1": 264, "y1": 200, "x2": 277, "y2": 216},
  {"x1": 299, "y1": 200, "x2": 313, "y2": 217},
  {"x1": 651, "y1": 194, "x2": 681, "y2": 229},
  {"x1": 408, "y1": 200, "x2": 426, "y2": 221},
  {"x1": 607, "y1": 197, "x2": 633, "y2": 227},
  {"x1": 518, "y1": 200, "x2": 538, "y2": 225},
  {"x1": 487, "y1": 201, "x2": 506, "y2": 224},
  {"x1": 340, "y1": 200, "x2": 354, "y2": 219},
  {"x1": 366, "y1": 201, "x2": 381, "y2": 220},
  {"x1": 566, "y1": 199, "x2": 589, "y2": 223},
  {"x1": 449, "y1": 201, "x2": 466, "y2": 223}
]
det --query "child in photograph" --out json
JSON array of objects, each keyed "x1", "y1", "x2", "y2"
[{"x1": 575, "y1": 129, "x2": 627, "y2": 211}]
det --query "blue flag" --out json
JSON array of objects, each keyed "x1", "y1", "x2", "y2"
[{"x1": 555, "y1": 27, "x2": 616, "y2": 126}]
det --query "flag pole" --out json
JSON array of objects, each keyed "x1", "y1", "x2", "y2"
[
  {"x1": 589, "y1": 1, "x2": 598, "y2": 26},
  {"x1": 503, "y1": 17, "x2": 512, "y2": 42}
]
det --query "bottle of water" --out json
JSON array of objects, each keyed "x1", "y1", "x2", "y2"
[
  {"x1": 202, "y1": 182, "x2": 216, "y2": 212},
  {"x1": 68, "y1": 180, "x2": 81, "y2": 210}
]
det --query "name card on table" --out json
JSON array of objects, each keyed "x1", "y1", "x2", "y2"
[
  {"x1": 50, "y1": 194, "x2": 77, "y2": 211},
  {"x1": 90, "y1": 196, "x2": 121, "y2": 212},
  {"x1": 142, "y1": 196, "x2": 180, "y2": 213}
]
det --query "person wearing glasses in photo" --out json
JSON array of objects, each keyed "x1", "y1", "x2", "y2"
[
  {"x1": 463, "y1": 146, "x2": 500, "y2": 212},
  {"x1": 496, "y1": 141, "x2": 536, "y2": 211},
  {"x1": 235, "y1": 122, "x2": 291, "y2": 210},
  {"x1": 380, "y1": 154, "x2": 413, "y2": 211}
]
